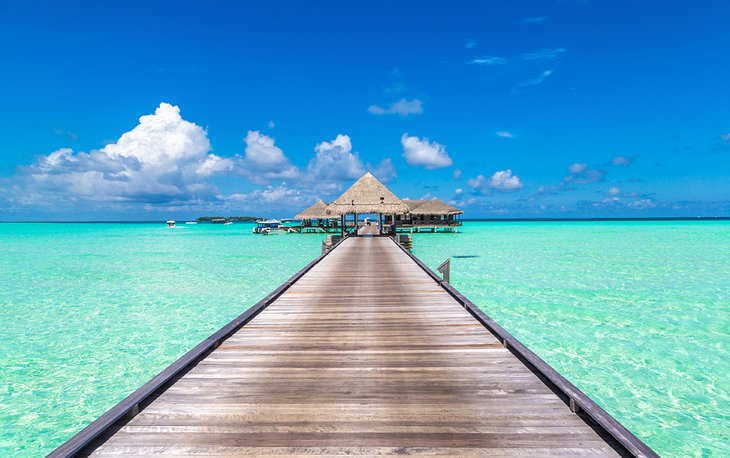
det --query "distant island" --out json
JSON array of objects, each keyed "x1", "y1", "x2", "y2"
[{"x1": 195, "y1": 216, "x2": 260, "y2": 222}]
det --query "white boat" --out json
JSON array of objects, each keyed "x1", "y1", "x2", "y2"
[
  {"x1": 166, "y1": 220, "x2": 176, "y2": 228},
  {"x1": 185, "y1": 221, "x2": 197, "y2": 225},
  {"x1": 252, "y1": 219, "x2": 293, "y2": 235}
]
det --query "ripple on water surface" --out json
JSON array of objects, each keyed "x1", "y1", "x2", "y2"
[
  {"x1": 1, "y1": 222, "x2": 728, "y2": 457},
  {"x1": 411, "y1": 221, "x2": 730, "y2": 457},
  {"x1": 0, "y1": 223, "x2": 325, "y2": 456}
]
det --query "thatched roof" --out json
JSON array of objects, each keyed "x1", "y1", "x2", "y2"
[
  {"x1": 325, "y1": 172, "x2": 410, "y2": 215},
  {"x1": 295, "y1": 199, "x2": 330, "y2": 220},
  {"x1": 403, "y1": 200, "x2": 427, "y2": 211},
  {"x1": 408, "y1": 198, "x2": 463, "y2": 215}
]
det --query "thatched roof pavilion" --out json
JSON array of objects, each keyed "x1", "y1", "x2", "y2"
[
  {"x1": 295, "y1": 199, "x2": 329, "y2": 220},
  {"x1": 403, "y1": 199, "x2": 427, "y2": 212},
  {"x1": 325, "y1": 172, "x2": 410, "y2": 216},
  {"x1": 408, "y1": 198, "x2": 463, "y2": 216}
]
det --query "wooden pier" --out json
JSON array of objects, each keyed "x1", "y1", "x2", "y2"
[{"x1": 51, "y1": 236, "x2": 657, "y2": 457}]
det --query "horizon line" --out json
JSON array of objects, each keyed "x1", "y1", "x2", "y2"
[{"x1": 1, "y1": 216, "x2": 729, "y2": 224}]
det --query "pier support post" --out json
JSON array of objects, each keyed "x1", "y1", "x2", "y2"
[
  {"x1": 570, "y1": 398, "x2": 580, "y2": 413},
  {"x1": 126, "y1": 403, "x2": 139, "y2": 419},
  {"x1": 437, "y1": 258, "x2": 451, "y2": 284}
]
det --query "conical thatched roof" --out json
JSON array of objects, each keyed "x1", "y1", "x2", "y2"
[
  {"x1": 325, "y1": 172, "x2": 409, "y2": 215},
  {"x1": 295, "y1": 199, "x2": 329, "y2": 220},
  {"x1": 409, "y1": 198, "x2": 463, "y2": 215}
]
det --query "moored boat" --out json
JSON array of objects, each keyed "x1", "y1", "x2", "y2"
[{"x1": 252, "y1": 219, "x2": 294, "y2": 234}]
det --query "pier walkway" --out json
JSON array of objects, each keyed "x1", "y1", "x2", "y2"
[
  {"x1": 53, "y1": 236, "x2": 656, "y2": 457},
  {"x1": 356, "y1": 224, "x2": 380, "y2": 235}
]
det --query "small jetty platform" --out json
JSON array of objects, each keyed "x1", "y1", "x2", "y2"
[{"x1": 52, "y1": 236, "x2": 657, "y2": 457}]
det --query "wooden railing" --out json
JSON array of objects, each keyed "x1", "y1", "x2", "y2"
[{"x1": 389, "y1": 236, "x2": 659, "y2": 458}]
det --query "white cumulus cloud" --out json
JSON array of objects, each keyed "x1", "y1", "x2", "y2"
[
  {"x1": 496, "y1": 130, "x2": 514, "y2": 138},
  {"x1": 307, "y1": 134, "x2": 365, "y2": 180},
  {"x1": 467, "y1": 169, "x2": 523, "y2": 193},
  {"x1": 103, "y1": 103, "x2": 211, "y2": 166},
  {"x1": 238, "y1": 131, "x2": 300, "y2": 183},
  {"x1": 368, "y1": 98, "x2": 423, "y2": 116},
  {"x1": 243, "y1": 131, "x2": 290, "y2": 171},
  {"x1": 488, "y1": 169, "x2": 523, "y2": 191},
  {"x1": 565, "y1": 162, "x2": 605, "y2": 184},
  {"x1": 197, "y1": 154, "x2": 235, "y2": 177},
  {"x1": 401, "y1": 134, "x2": 453, "y2": 170},
  {"x1": 466, "y1": 175, "x2": 487, "y2": 190},
  {"x1": 10, "y1": 103, "x2": 226, "y2": 206}
]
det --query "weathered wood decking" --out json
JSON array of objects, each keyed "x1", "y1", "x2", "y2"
[
  {"x1": 356, "y1": 224, "x2": 380, "y2": 235},
  {"x1": 53, "y1": 236, "x2": 656, "y2": 457}
]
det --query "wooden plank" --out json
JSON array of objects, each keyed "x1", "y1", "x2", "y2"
[
  {"x1": 50, "y1": 236, "x2": 656, "y2": 457},
  {"x1": 389, "y1": 237, "x2": 659, "y2": 458},
  {"x1": 85, "y1": 445, "x2": 618, "y2": 456},
  {"x1": 48, "y1": 238, "x2": 347, "y2": 458}
]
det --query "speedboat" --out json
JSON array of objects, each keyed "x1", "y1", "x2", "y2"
[
  {"x1": 252, "y1": 219, "x2": 293, "y2": 235},
  {"x1": 166, "y1": 220, "x2": 176, "y2": 228}
]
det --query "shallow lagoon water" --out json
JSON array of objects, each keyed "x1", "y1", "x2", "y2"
[
  {"x1": 413, "y1": 221, "x2": 730, "y2": 457},
  {"x1": 0, "y1": 223, "x2": 325, "y2": 456},
  {"x1": 1, "y1": 221, "x2": 728, "y2": 456}
]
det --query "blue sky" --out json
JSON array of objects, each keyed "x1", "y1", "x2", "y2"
[{"x1": 1, "y1": 0, "x2": 729, "y2": 220}]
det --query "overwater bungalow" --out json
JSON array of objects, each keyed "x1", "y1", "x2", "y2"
[
  {"x1": 293, "y1": 199, "x2": 339, "y2": 233},
  {"x1": 325, "y1": 172, "x2": 410, "y2": 236},
  {"x1": 291, "y1": 173, "x2": 462, "y2": 235},
  {"x1": 393, "y1": 198, "x2": 463, "y2": 233}
]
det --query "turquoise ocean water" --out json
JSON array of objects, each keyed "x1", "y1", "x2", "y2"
[
  {"x1": 412, "y1": 221, "x2": 729, "y2": 457},
  {"x1": 0, "y1": 223, "x2": 326, "y2": 456},
  {"x1": 1, "y1": 221, "x2": 728, "y2": 456}
]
